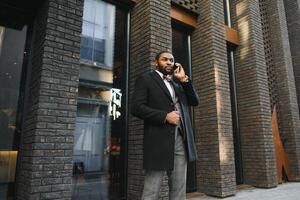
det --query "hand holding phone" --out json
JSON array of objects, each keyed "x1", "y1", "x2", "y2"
[
  {"x1": 173, "y1": 62, "x2": 187, "y2": 82},
  {"x1": 173, "y1": 62, "x2": 182, "y2": 74}
]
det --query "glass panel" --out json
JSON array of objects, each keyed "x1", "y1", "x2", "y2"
[
  {"x1": 0, "y1": 25, "x2": 27, "y2": 199},
  {"x1": 82, "y1": 21, "x2": 94, "y2": 38},
  {"x1": 94, "y1": 1, "x2": 106, "y2": 25},
  {"x1": 73, "y1": 101, "x2": 110, "y2": 199},
  {"x1": 94, "y1": 25, "x2": 105, "y2": 40},
  {"x1": 93, "y1": 38, "x2": 105, "y2": 64},
  {"x1": 83, "y1": 0, "x2": 95, "y2": 22},
  {"x1": 80, "y1": 21, "x2": 94, "y2": 61},
  {"x1": 80, "y1": 36, "x2": 94, "y2": 61},
  {"x1": 103, "y1": 4, "x2": 115, "y2": 68},
  {"x1": 80, "y1": 0, "x2": 115, "y2": 68},
  {"x1": 94, "y1": 23, "x2": 106, "y2": 64},
  {"x1": 73, "y1": 1, "x2": 128, "y2": 199}
]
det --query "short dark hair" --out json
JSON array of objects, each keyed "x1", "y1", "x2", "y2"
[{"x1": 155, "y1": 50, "x2": 172, "y2": 61}]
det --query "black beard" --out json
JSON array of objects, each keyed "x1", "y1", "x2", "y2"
[{"x1": 157, "y1": 64, "x2": 173, "y2": 75}]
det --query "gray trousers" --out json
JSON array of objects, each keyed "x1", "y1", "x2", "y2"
[{"x1": 142, "y1": 130, "x2": 187, "y2": 200}]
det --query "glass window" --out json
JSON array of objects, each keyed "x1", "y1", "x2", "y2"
[
  {"x1": 0, "y1": 25, "x2": 27, "y2": 200},
  {"x1": 72, "y1": 1, "x2": 129, "y2": 199},
  {"x1": 80, "y1": 0, "x2": 116, "y2": 68},
  {"x1": 224, "y1": 0, "x2": 232, "y2": 27}
]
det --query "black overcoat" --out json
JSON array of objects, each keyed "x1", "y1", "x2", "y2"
[{"x1": 131, "y1": 71, "x2": 199, "y2": 170}]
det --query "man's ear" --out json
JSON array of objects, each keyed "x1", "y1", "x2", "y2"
[{"x1": 151, "y1": 61, "x2": 158, "y2": 69}]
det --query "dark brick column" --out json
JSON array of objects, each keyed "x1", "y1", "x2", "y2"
[
  {"x1": 283, "y1": 0, "x2": 300, "y2": 181},
  {"x1": 284, "y1": 0, "x2": 300, "y2": 113},
  {"x1": 191, "y1": 1, "x2": 236, "y2": 197},
  {"x1": 16, "y1": 0, "x2": 83, "y2": 199},
  {"x1": 235, "y1": 0, "x2": 277, "y2": 187},
  {"x1": 262, "y1": 0, "x2": 300, "y2": 181},
  {"x1": 128, "y1": 0, "x2": 172, "y2": 199}
]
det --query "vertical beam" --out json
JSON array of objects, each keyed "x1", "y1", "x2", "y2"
[
  {"x1": 284, "y1": 0, "x2": 300, "y2": 116},
  {"x1": 274, "y1": 0, "x2": 300, "y2": 181},
  {"x1": 128, "y1": 0, "x2": 172, "y2": 199},
  {"x1": 16, "y1": 0, "x2": 83, "y2": 199},
  {"x1": 235, "y1": 0, "x2": 277, "y2": 187},
  {"x1": 192, "y1": 0, "x2": 236, "y2": 197}
]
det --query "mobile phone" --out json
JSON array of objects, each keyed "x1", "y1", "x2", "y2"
[{"x1": 173, "y1": 63, "x2": 179, "y2": 71}]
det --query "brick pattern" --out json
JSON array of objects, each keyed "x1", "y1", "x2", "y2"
[
  {"x1": 284, "y1": 0, "x2": 300, "y2": 114},
  {"x1": 234, "y1": 0, "x2": 277, "y2": 187},
  {"x1": 9, "y1": 1, "x2": 300, "y2": 200},
  {"x1": 191, "y1": 0, "x2": 236, "y2": 197},
  {"x1": 172, "y1": 0, "x2": 199, "y2": 13},
  {"x1": 262, "y1": 0, "x2": 300, "y2": 181},
  {"x1": 259, "y1": 0, "x2": 285, "y2": 147},
  {"x1": 16, "y1": 0, "x2": 83, "y2": 199},
  {"x1": 259, "y1": 0, "x2": 278, "y2": 110},
  {"x1": 128, "y1": 0, "x2": 172, "y2": 199},
  {"x1": 283, "y1": 0, "x2": 300, "y2": 180}
]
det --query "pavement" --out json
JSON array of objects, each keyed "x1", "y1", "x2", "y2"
[{"x1": 188, "y1": 182, "x2": 300, "y2": 200}]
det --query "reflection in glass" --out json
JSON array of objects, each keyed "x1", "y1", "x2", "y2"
[
  {"x1": 73, "y1": 100, "x2": 110, "y2": 199},
  {"x1": 0, "y1": 25, "x2": 27, "y2": 199},
  {"x1": 80, "y1": 0, "x2": 115, "y2": 68},
  {"x1": 73, "y1": 1, "x2": 128, "y2": 199},
  {"x1": 93, "y1": 38, "x2": 105, "y2": 63}
]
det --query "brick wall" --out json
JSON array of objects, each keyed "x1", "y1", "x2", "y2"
[
  {"x1": 283, "y1": 0, "x2": 300, "y2": 181},
  {"x1": 16, "y1": 0, "x2": 83, "y2": 199},
  {"x1": 191, "y1": 0, "x2": 236, "y2": 197},
  {"x1": 259, "y1": 0, "x2": 280, "y2": 118},
  {"x1": 234, "y1": 0, "x2": 277, "y2": 187},
  {"x1": 12, "y1": 0, "x2": 300, "y2": 199},
  {"x1": 128, "y1": 0, "x2": 172, "y2": 199},
  {"x1": 261, "y1": 0, "x2": 300, "y2": 181},
  {"x1": 284, "y1": 0, "x2": 300, "y2": 114},
  {"x1": 172, "y1": 0, "x2": 199, "y2": 13}
]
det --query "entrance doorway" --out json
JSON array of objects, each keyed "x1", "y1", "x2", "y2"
[{"x1": 172, "y1": 22, "x2": 196, "y2": 192}]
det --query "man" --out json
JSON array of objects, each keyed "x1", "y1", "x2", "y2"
[{"x1": 131, "y1": 51, "x2": 199, "y2": 200}]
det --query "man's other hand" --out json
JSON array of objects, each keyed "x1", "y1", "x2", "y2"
[{"x1": 166, "y1": 111, "x2": 180, "y2": 125}]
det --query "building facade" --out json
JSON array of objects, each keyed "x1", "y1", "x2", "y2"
[{"x1": 0, "y1": 0, "x2": 300, "y2": 199}]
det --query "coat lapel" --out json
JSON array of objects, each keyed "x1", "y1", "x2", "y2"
[
  {"x1": 150, "y1": 71, "x2": 173, "y2": 102},
  {"x1": 170, "y1": 79, "x2": 183, "y2": 101}
]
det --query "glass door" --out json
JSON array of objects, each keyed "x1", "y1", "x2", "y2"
[
  {"x1": 72, "y1": 0, "x2": 129, "y2": 199},
  {"x1": 73, "y1": 100, "x2": 110, "y2": 199},
  {"x1": 0, "y1": 25, "x2": 28, "y2": 199}
]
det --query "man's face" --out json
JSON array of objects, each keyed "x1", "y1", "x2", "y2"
[{"x1": 156, "y1": 53, "x2": 175, "y2": 75}]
